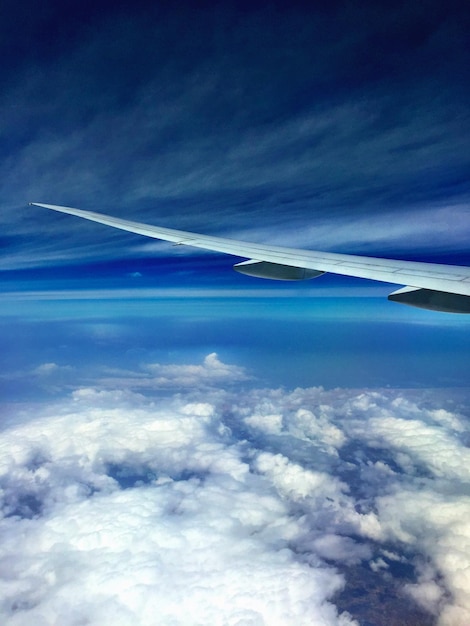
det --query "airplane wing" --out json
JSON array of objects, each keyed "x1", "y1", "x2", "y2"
[{"x1": 31, "y1": 202, "x2": 470, "y2": 313}]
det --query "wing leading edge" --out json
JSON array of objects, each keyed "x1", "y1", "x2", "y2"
[{"x1": 31, "y1": 202, "x2": 470, "y2": 313}]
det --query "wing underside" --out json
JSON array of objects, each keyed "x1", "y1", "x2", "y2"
[{"x1": 31, "y1": 203, "x2": 470, "y2": 313}]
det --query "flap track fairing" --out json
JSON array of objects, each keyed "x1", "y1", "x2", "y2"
[{"x1": 234, "y1": 260, "x2": 325, "y2": 281}]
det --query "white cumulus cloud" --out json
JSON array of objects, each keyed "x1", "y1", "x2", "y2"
[
  {"x1": 0, "y1": 390, "x2": 355, "y2": 626},
  {"x1": 0, "y1": 356, "x2": 469, "y2": 625}
]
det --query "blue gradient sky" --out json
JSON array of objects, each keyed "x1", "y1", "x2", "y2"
[
  {"x1": 1, "y1": 1, "x2": 469, "y2": 363},
  {"x1": 1, "y1": 2, "x2": 470, "y2": 625}
]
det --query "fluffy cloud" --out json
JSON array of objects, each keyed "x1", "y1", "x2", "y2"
[
  {"x1": 95, "y1": 353, "x2": 251, "y2": 392},
  {"x1": 0, "y1": 393, "x2": 354, "y2": 626},
  {"x1": 377, "y1": 489, "x2": 470, "y2": 626},
  {"x1": 0, "y1": 356, "x2": 469, "y2": 625},
  {"x1": 142, "y1": 352, "x2": 250, "y2": 388}
]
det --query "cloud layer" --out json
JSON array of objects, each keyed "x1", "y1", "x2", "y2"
[{"x1": 1, "y1": 355, "x2": 469, "y2": 625}]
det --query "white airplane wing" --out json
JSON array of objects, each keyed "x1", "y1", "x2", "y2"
[{"x1": 31, "y1": 202, "x2": 470, "y2": 313}]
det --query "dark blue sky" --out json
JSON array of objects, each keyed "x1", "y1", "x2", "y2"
[{"x1": 1, "y1": 0, "x2": 470, "y2": 271}]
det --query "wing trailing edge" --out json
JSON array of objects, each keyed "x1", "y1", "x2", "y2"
[{"x1": 31, "y1": 203, "x2": 470, "y2": 313}]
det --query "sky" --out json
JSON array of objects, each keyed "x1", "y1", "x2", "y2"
[{"x1": 1, "y1": 1, "x2": 470, "y2": 624}]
